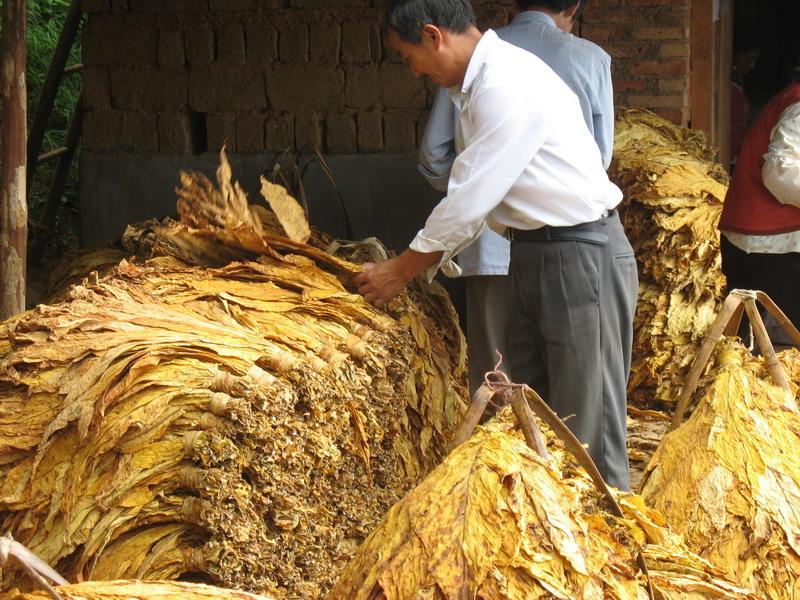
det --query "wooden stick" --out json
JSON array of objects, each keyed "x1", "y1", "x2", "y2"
[
  {"x1": 756, "y1": 291, "x2": 800, "y2": 347},
  {"x1": 671, "y1": 292, "x2": 744, "y2": 430},
  {"x1": 723, "y1": 302, "x2": 745, "y2": 337},
  {"x1": 451, "y1": 384, "x2": 495, "y2": 449},
  {"x1": 743, "y1": 297, "x2": 791, "y2": 392},
  {"x1": 509, "y1": 387, "x2": 550, "y2": 460}
]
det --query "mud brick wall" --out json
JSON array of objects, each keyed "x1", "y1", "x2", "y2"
[
  {"x1": 80, "y1": 0, "x2": 515, "y2": 156},
  {"x1": 80, "y1": 0, "x2": 691, "y2": 156},
  {"x1": 77, "y1": 0, "x2": 693, "y2": 251}
]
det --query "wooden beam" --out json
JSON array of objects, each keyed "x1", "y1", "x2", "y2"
[
  {"x1": 1, "y1": 0, "x2": 27, "y2": 320},
  {"x1": 690, "y1": 0, "x2": 714, "y2": 137},
  {"x1": 26, "y1": 0, "x2": 83, "y2": 196}
]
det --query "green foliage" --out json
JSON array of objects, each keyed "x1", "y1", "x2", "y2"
[{"x1": 26, "y1": 0, "x2": 82, "y2": 256}]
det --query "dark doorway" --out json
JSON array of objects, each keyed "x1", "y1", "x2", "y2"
[{"x1": 734, "y1": 0, "x2": 800, "y2": 114}]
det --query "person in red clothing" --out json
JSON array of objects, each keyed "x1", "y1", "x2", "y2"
[{"x1": 719, "y1": 57, "x2": 800, "y2": 333}]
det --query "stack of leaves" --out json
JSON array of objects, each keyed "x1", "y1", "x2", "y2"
[
  {"x1": 640, "y1": 340, "x2": 800, "y2": 599},
  {"x1": 0, "y1": 581, "x2": 275, "y2": 600},
  {"x1": 329, "y1": 412, "x2": 755, "y2": 599},
  {"x1": 610, "y1": 108, "x2": 729, "y2": 409},
  {"x1": 0, "y1": 153, "x2": 468, "y2": 598}
]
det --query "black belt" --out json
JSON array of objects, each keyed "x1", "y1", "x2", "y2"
[{"x1": 508, "y1": 210, "x2": 614, "y2": 245}]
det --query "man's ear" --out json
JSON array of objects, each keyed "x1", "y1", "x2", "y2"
[
  {"x1": 564, "y1": 1, "x2": 581, "y2": 18},
  {"x1": 421, "y1": 23, "x2": 445, "y2": 49}
]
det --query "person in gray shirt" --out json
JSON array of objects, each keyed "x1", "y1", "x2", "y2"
[{"x1": 418, "y1": 1, "x2": 630, "y2": 489}]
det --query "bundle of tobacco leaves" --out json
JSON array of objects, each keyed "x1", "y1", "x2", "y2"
[
  {"x1": 0, "y1": 581, "x2": 275, "y2": 600},
  {"x1": 640, "y1": 340, "x2": 800, "y2": 599},
  {"x1": 0, "y1": 153, "x2": 468, "y2": 598},
  {"x1": 611, "y1": 108, "x2": 729, "y2": 410},
  {"x1": 328, "y1": 410, "x2": 755, "y2": 599}
]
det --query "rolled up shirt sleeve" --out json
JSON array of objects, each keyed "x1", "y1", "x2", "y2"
[
  {"x1": 762, "y1": 102, "x2": 800, "y2": 208},
  {"x1": 410, "y1": 84, "x2": 549, "y2": 279},
  {"x1": 418, "y1": 87, "x2": 458, "y2": 193}
]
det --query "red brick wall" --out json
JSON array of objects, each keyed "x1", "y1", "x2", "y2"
[
  {"x1": 581, "y1": 0, "x2": 691, "y2": 125},
  {"x1": 80, "y1": 0, "x2": 691, "y2": 154}
]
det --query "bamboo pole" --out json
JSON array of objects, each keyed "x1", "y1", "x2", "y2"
[{"x1": 1, "y1": 0, "x2": 28, "y2": 320}]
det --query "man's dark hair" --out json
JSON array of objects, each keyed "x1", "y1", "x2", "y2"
[
  {"x1": 386, "y1": 0, "x2": 476, "y2": 44},
  {"x1": 515, "y1": 0, "x2": 586, "y2": 17}
]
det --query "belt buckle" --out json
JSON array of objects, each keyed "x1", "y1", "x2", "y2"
[{"x1": 508, "y1": 228, "x2": 516, "y2": 241}]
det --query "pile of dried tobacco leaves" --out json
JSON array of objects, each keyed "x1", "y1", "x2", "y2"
[
  {"x1": 640, "y1": 341, "x2": 800, "y2": 599},
  {"x1": 0, "y1": 153, "x2": 468, "y2": 598},
  {"x1": 329, "y1": 410, "x2": 755, "y2": 599},
  {"x1": 0, "y1": 581, "x2": 275, "y2": 600},
  {"x1": 611, "y1": 108, "x2": 729, "y2": 410}
]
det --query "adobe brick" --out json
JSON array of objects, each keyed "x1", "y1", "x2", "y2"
[
  {"x1": 159, "y1": 30, "x2": 185, "y2": 67},
  {"x1": 83, "y1": 109, "x2": 124, "y2": 152},
  {"x1": 628, "y1": 94, "x2": 686, "y2": 109},
  {"x1": 247, "y1": 22, "x2": 278, "y2": 64},
  {"x1": 342, "y1": 22, "x2": 372, "y2": 63},
  {"x1": 634, "y1": 26, "x2": 686, "y2": 40},
  {"x1": 209, "y1": 0, "x2": 255, "y2": 8},
  {"x1": 381, "y1": 64, "x2": 426, "y2": 109},
  {"x1": 629, "y1": 59, "x2": 688, "y2": 76},
  {"x1": 189, "y1": 67, "x2": 267, "y2": 112},
  {"x1": 111, "y1": 67, "x2": 188, "y2": 111},
  {"x1": 82, "y1": 0, "x2": 111, "y2": 11},
  {"x1": 383, "y1": 111, "x2": 416, "y2": 151},
  {"x1": 309, "y1": 22, "x2": 341, "y2": 65},
  {"x1": 83, "y1": 67, "x2": 111, "y2": 109},
  {"x1": 659, "y1": 78, "x2": 686, "y2": 94},
  {"x1": 158, "y1": 112, "x2": 193, "y2": 154},
  {"x1": 613, "y1": 79, "x2": 647, "y2": 92},
  {"x1": 580, "y1": 24, "x2": 612, "y2": 43},
  {"x1": 83, "y1": 15, "x2": 158, "y2": 66},
  {"x1": 185, "y1": 24, "x2": 214, "y2": 66},
  {"x1": 218, "y1": 24, "x2": 246, "y2": 65},
  {"x1": 130, "y1": 0, "x2": 210, "y2": 9},
  {"x1": 289, "y1": 0, "x2": 369, "y2": 7},
  {"x1": 265, "y1": 113, "x2": 295, "y2": 152},
  {"x1": 327, "y1": 112, "x2": 357, "y2": 153},
  {"x1": 120, "y1": 111, "x2": 159, "y2": 152},
  {"x1": 279, "y1": 23, "x2": 309, "y2": 63},
  {"x1": 268, "y1": 65, "x2": 344, "y2": 111},
  {"x1": 658, "y1": 42, "x2": 690, "y2": 58},
  {"x1": 345, "y1": 67, "x2": 380, "y2": 108},
  {"x1": 236, "y1": 113, "x2": 266, "y2": 152},
  {"x1": 357, "y1": 111, "x2": 383, "y2": 152},
  {"x1": 295, "y1": 112, "x2": 324, "y2": 152},
  {"x1": 111, "y1": 0, "x2": 130, "y2": 11},
  {"x1": 206, "y1": 113, "x2": 237, "y2": 152}
]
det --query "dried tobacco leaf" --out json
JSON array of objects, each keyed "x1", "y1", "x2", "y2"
[
  {"x1": 640, "y1": 342, "x2": 800, "y2": 599},
  {"x1": 611, "y1": 108, "x2": 729, "y2": 410},
  {"x1": 260, "y1": 177, "x2": 311, "y2": 244},
  {"x1": 329, "y1": 412, "x2": 755, "y2": 600},
  {"x1": 0, "y1": 156, "x2": 468, "y2": 599},
  {"x1": 0, "y1": 580, "x2": 274, "y2": 600}
]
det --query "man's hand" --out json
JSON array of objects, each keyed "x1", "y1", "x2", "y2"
[{"x1": 352, "y1": 249, "x2": 443, "y2": 308}]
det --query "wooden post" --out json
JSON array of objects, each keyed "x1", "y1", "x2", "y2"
[{"x1": 1, "y1": 0, "x2": 28, "y2": 320}]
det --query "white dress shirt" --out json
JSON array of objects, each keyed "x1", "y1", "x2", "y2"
[
  {"x1": 418, "y1": 11, "x2": 614, "y2": 277},
  {"x1": 410, "y1": 30, "x2": 622, "y2": 278},
  {"x1": 723, "y1": 101, "x2": 800, "y2": 254}
]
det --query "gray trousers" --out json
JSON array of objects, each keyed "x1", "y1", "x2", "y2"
[
  {"x1": 507, "y1": 211, "x2": 637, "y2": 491},
  {"x1": 465, "y1": 275, "x2": 511, "y2": 396}
]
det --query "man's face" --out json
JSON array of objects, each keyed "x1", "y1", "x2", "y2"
[{"x1": 387, "y1": 28, "x2": 454, "y2": 87}]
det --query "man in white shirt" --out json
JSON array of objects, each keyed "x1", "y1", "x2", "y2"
[
  {"x1": 354, "y1": 0, "x2": 637, "y2": 490},
  {"x1": 418, "y1": 0, "x2": 614, "y2": 397}
]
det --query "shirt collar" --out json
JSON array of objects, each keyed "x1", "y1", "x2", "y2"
[
  {"x1": 461, "y1": 29, "x2": 499, "y2": 94},
  {"x1": 511, "y1": 10, "x2": 558, "y2": 29}
]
